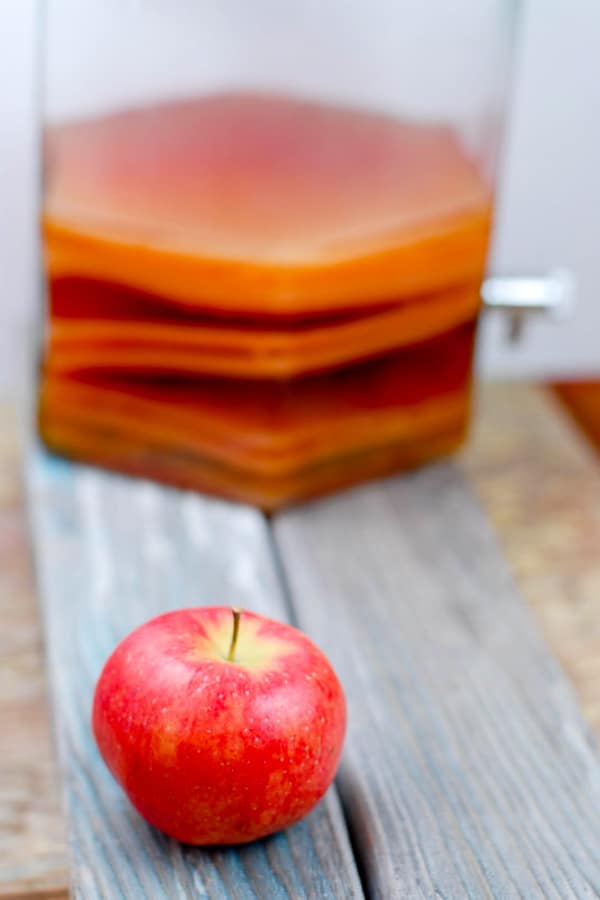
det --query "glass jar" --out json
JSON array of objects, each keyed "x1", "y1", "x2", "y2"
[{"x1": 39, "y1": 0, "x2": 517, "y2": 509}]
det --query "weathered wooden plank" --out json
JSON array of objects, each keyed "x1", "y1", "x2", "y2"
[
  {"x1": 274, "y1": 462, "x2": 600, "y2": 899},
  {"x1": 0, "y1": 405, "x2": 68, "y2": 899},
  {"x1": 461, "y1": 383, "x2": 600, "y2": 736},
  {"x1": 14, "y1": 382, "x2": 600, "y2": 898},
  {"x1": 27, "y1": 447, "x2": 363, "y2": 900}
]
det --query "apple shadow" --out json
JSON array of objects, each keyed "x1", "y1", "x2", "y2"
[{"x1": 121, "y1": 802, "x2": 307, "y2": 893}]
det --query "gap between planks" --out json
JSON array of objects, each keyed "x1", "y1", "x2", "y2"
[
  {"x1": 10, "y1": 383, "x2": 600, "y2": 898},
  {"x1": 27, "y1": 452, "x2": 363, "y2": 899}
]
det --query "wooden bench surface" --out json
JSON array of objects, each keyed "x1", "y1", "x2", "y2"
[{"x1": 4, "y1": 383, "x2": 600, "y2": 897}]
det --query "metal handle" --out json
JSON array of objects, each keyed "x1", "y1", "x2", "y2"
[{"x1": 481, "y1": 269, "x2": 575, "y2": 342}]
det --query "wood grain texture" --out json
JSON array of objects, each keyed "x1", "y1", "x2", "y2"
[
  {"x1": 0, "y1": 403, "x2": 68, "y2": 899},
  {"x1": 274, "y1": 459, "x2": 600, "y2": 899},
  {"x1": 27, "y1": 450, "x2": 363, "y2": 899},
  {"x1": 462, "y1": 383, "x2": 600, "y2": 737},
  {"x1": 15, "y1": 383, "x2": 600, "y2": 898}
]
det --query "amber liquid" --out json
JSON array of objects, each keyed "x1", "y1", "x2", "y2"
[{"x1": 39, "y1": 93, "x2": 492, "y2": 509}]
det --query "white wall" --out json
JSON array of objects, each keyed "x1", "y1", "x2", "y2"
[
  {"x1": 481, "y1": 0, "x2": 600, "y2": 377},
  {"x1": 1, "y1": 0, "x2": 599, "y2": 391},
  {"x1": 0, "y1": 0, "x2": 38, "y2": 390}
]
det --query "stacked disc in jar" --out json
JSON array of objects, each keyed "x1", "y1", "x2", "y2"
[{"x1": 39, "y1": 92, "x2": 491, "y2": 508}]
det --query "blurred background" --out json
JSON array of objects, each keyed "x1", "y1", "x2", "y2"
[
  {"x1": 2, "y1": 6, "x2": 600, "y2": 894},
  {"x1": 1, "y1": 0, "x2": 599, "y2": 394}
]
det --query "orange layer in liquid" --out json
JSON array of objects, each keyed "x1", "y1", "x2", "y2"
[
  {"x1": 40, "y1": 92, "x2": 490, "y2": 508},
  {"x1": 40, "y1": 321, "x2": 475, "y2": 508}
]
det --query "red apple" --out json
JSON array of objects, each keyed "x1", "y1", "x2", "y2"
[{"x1": 92, "y1": 606, "x2": 346, "y2": 844}]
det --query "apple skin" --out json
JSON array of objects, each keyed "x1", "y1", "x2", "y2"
[{"x1": 92, "y1": 607, "x2": 346, "y2": 845}]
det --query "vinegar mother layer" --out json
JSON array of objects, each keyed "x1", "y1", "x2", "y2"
[
  {"x1": 41, "y1": 92, "x2": 490, "y2": 508},
  {"x1": 44, "y1": 92, "x2": 492, "y2": 315}
]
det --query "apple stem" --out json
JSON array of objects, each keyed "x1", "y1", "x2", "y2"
[{"x1": 227, "y1": 607, "x2": 242, "y2": 662}]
